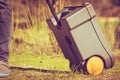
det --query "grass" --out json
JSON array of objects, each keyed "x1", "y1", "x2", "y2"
[
  {"x1": 0, "y1": 57, "x2": 120, "y2": 80},
  {"x1": 9, "y1": 52, "x2": 70, "y2": 71},
  {"x1": 98, "y1": 17, "x2": 120, "y2": 49}
]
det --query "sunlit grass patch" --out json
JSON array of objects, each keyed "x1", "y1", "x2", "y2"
[{"x1": 9, "y1": 52, "x2": 70, "y2": 71}]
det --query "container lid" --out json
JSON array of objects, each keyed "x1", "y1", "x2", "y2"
[{"x1": 61, "y1": 4, "x2": 96, "y2": 29}]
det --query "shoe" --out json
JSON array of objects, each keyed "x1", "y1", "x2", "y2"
[{"x1": 0, "y1": 61, "x2": 10, "y2": 77}]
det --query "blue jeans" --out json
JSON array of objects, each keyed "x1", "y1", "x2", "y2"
[{"x1": 0, "y1": 0, "x2": 12, "y2": 63}]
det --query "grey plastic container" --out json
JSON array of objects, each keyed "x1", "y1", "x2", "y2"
[{"x1": 46, "y1": 3, "x2": 114, "y2": 71}]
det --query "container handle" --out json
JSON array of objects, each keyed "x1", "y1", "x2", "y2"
[{"x1": 46, "y1": 0, "x2": 61, "y2": 27}]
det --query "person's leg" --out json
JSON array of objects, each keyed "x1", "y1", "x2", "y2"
[{"x1": 0, "y1": 0, "x2": 12, "y2": 77}]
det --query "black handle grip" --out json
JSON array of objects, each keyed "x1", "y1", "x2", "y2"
[{"x1": 46, "y1": 0, "x2": 61, "y2": 27}]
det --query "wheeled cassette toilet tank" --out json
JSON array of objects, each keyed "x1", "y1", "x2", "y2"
[{"x1": 46, "y1": 0, "x2": 115, "y2": 76}]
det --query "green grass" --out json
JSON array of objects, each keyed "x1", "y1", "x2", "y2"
[
  {"x1": 8, "y1": 48, "x2": 120, "y2": 80},
  {"x1": 0, "y1": 59, "x2": 120, "y2": 80},
  {"x1": 9, "y1": 52, "x2": 70, "y2": 71},
  {"x1": 98, "y1": 17, "x2": 119, "y2": 48}
]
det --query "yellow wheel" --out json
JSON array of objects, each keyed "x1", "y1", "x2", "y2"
[{"x1": 86, "y1": 56, "x2": 104, "y2": 76}]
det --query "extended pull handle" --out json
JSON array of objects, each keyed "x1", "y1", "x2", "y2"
[{"x1": 46, "y1": 0, "x2": 61, "y2": 27}]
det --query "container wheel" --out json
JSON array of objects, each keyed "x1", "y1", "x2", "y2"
[{"x1": 86, "y1": 56, "x2": 104, "y2": 76}]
